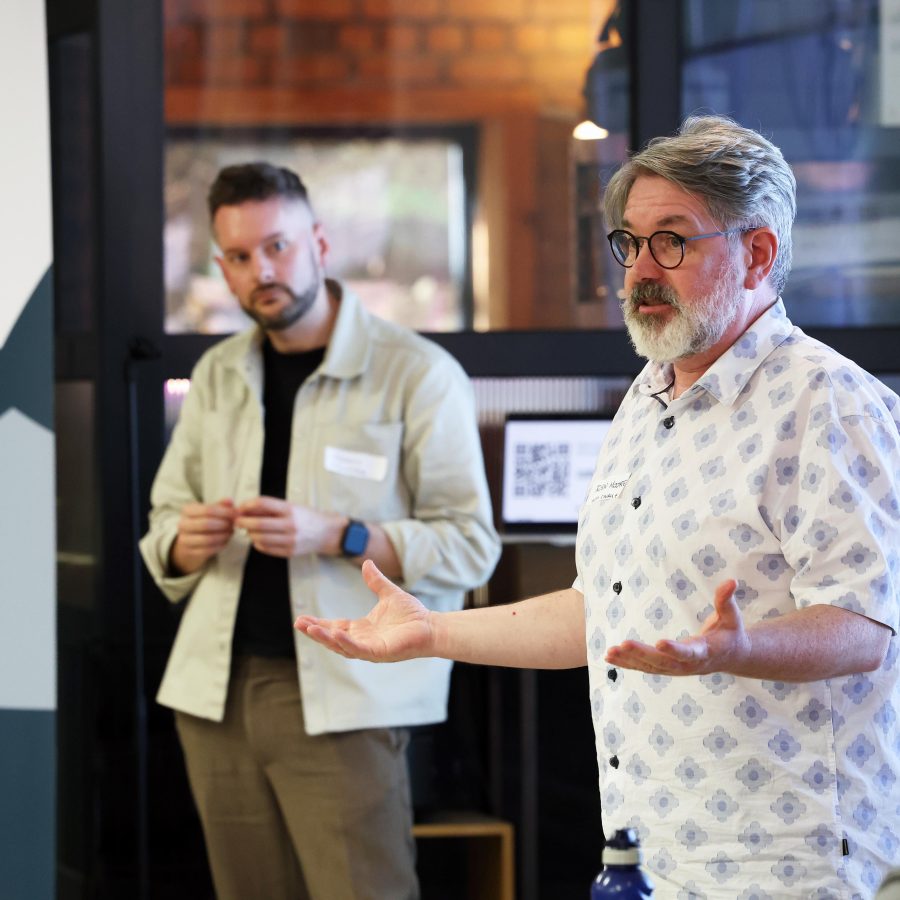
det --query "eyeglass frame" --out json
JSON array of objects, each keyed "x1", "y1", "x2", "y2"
[{"x1": 606, "y1": 227, "x2": 749, "y2": 270}]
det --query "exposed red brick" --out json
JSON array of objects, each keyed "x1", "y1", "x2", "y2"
[
  {"x1": 338, "y1": 24, "x2": 378, "y2": 52},
  {"x1": 356, "y1": 54, "x2": 441, "y2": 82},
  {"x1": 205, "y1": 54, "x2": 266, "y2": 85},
  {"x1": 531, "y1": 0, "x2": 596, "y2": 19},
  {"x1": 292, "y1": 22, "x2": 341, "y2": 52},
  {"x1": 205, "y1": 23, "x2": 246, "y2": 56},
  {"x1": 513, "y1": 23, "x2": 549, "y2": 54},
  {"x1": 163, "y1": 0, "x2": 188, "y2": 25},
  {"x1": 362, "y1": 0, "x2": 442, "y2": 17},
  {"x1": 274, "y1": 0, "x2": 355, "y2": 20},
  {"x1": 165, "y1": 23, "x2": 203, "y2": 58},
  {"x1": 383, "y1": 24, "x2": 420, "y2": 52},
  {"x1": 165, "y1": 54, "x2": 205, "y2": 86},
  {"x1": 443, "y1": 0, "x2": 525, "y2": 19},
  {"x1": 450, "y1": 55, "x2": 527, "y2": 84},
  {"x1": 471, "y1": 24, "x2": 508, "y2": 53},
  {"x1": 426, "y1": 24, "x2": 464, "y2": 54},
  {"x1": 539, "y1": 85, "x2": 583, "y2": 114},
  {"x1": 551, "y1": 22, "x2": 593, "y2": 55},
  {"x1": 249, "y1": 23, "x2": 291, "y2": 55},
  {"x1": 528, "y1": 53, "x2": 591, "y2": 86},
  {"x1": 183, "y1": 0, "x2": 271, "y2": 20},
  {"x1": 274, "y1": 54, "x2": 351, "y2": 83}
]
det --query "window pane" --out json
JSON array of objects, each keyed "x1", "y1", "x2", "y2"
[
  {"x1": 165, "y1": 135, "x2": 470, "y2": 334},
  {"x1": 682, "y1": 0, "x2": 900, "y2": 325}
]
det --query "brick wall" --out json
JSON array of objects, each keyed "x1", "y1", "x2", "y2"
[{"x1": 165, "y1": 0, "x2": 601, "y2": 116}]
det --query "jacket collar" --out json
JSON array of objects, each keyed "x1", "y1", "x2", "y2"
[
  {"x1": 222, "y1": 279, "x2": 372, "y2": 389},
  {"x1": 318, "y1": 279, "x2": 372, "y2": 380}
]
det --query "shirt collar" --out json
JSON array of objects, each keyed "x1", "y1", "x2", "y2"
[{"x1": 634, "y1": 298, "x2": 795, "y2": 407}]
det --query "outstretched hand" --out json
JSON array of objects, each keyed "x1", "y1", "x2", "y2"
[
  {"x1": 605, "y1": 579, "x2": 751, "y2": 676},
  {"x1": 294, "y1": 560, "x2": 436, "y2": 662}
]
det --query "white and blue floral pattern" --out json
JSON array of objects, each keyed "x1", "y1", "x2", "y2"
[{"x1": 575, "y1": 300, "x2": 900, "y2": 898}]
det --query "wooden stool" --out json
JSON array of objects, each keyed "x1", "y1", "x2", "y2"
[{"x1": 413, "y1": 812, "x2": 515, "y2": 900}]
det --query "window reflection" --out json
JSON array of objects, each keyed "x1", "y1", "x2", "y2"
[
  {"x1": 682, "y1": 0, "x2": 900, "y2": 325},
  {"x1": 165, "y1": 134, "x2": 471, "y2": 334}
]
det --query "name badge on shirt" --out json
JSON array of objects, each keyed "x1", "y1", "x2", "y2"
[
  {"x1": 590, "y1": 474, "x2": 630, "y2": 502},
  {"x1": 324, "y1": 446, "x2": 388, "y2": 482}
]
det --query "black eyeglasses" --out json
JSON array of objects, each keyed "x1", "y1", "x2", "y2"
[{"x1": 607, "y1": 227, "x2": 746, "y2": 269}]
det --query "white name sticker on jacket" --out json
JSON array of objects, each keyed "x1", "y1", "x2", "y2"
[
  {"x1": 324, "y1": 446, "x2": 389, "y2": 482},
  {"x1": 590, "y1": 474, "x2": 630, "y2": 502}
]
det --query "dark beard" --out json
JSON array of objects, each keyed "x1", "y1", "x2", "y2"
[{"x1": 246, "y1": 282, "x2": 318, "y2": 331}]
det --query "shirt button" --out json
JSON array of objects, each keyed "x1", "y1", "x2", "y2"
[
  {"x1": 631, "y1": 497, "x2": 641, "y2": 509},
  {"x1": 609, "y1": 755, "x2": 619, "y2": 769},
  {"x1": 613, "y1": 581, "x2": 622, "y2": 594},
  {"x1": 607, "y1": 668, "x2": 618, "y2": 682},
  {"x1": 663, "y1": 416, "x2": 675, "y2": 429}
]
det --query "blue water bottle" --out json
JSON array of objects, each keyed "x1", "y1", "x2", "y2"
[{"x1": 590, "y1": 828, "x2": 654, "y2": 898}]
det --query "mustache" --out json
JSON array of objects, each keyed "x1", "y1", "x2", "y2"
[{"x1": 624, "y1": 282, "x2": 681, "y2": 310}]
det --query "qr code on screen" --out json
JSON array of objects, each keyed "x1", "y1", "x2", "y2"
[{"x1": 513, "y1": 442, "x2": 570, "y2": 496}]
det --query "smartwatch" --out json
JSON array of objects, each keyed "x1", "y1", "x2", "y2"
[{"x1": 340, "y1": 519, "x2": 370, "y2": 557}]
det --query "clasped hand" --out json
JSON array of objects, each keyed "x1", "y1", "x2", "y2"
[
  {"x1": 235, "y1": 496, "x2": 334, "y2": 558},
  {"x1": 171, "y1": 496, "x2": 335, "y2": 574}
]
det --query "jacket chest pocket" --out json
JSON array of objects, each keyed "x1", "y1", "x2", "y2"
[{"x1": 303, "y1": 422, "x2": 405, "y2": 520}]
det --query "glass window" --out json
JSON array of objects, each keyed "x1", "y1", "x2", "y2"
[
  {"x1": 165, "y1": 133, "x2": 471, "y2": 334},
  {"x1": 682, "y1": 0, "x2": 900, "y2": 325},
  {"x1": 162, "y1": 0, "x2": 622, "y2": 333}
]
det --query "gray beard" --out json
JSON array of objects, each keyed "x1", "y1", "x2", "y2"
[{"x1": 622, "y1": 269, "x2": 742, "y2": 364}]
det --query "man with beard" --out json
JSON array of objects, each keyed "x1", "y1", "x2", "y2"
[
  {"x1": 295, "y1": 117, "x2": 900, "y2": 898},
  {"x1": 140, "y1": 163, "x2": 500, "y2": 900}
]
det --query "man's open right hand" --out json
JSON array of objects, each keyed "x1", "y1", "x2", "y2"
[{"x1": 295, "y1": 560, "x2": 435, "y2": 662}]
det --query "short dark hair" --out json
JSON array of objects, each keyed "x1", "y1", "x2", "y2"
[{"x1": 207, "y1": 162, "x2": 311, "y2": 219}]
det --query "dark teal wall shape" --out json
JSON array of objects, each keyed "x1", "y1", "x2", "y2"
[
  {"x1": 0, "y1": 266, "x2": 54, "y2": 429},
  {"x1": 0, "y1": 710, "x2": 55, "y2": 899}
]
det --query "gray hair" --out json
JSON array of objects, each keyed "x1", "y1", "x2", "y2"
[{"x1": 603, "y1": 115, "x2": 797, "y2": 294}]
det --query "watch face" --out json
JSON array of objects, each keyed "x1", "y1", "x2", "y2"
[{"x1": 342, "y1": 520, "x2": 370, "y2": 557}]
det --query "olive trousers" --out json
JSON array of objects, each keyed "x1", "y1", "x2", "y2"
[{"x1": 175, "y1": 655, "x2": 419, "y2": 900}]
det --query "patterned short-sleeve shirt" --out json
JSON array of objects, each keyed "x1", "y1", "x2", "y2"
[{"x1": 575, "y1": 300, "x2": 900, "y2": 899}]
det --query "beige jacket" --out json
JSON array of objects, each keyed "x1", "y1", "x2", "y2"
[{"x1": 139, "y1": 284, "x2": 500, "y2": 734}]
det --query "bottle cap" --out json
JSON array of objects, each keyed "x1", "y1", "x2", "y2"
[{"x1": 602, "y1": 828, "x2": 643, "y2": 866}]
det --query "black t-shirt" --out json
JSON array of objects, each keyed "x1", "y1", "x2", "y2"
[{"x1": 231, "y1": 339, "x2": 326, "y2": 659}]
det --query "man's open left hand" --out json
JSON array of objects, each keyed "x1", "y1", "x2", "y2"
[{"x1": 604, "y1": 579, "x2": 751, "y2": 676}]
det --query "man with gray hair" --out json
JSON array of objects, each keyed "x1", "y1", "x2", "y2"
[{"x1": 296, "y1": 117, "x2": 900, "y2": 898}]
